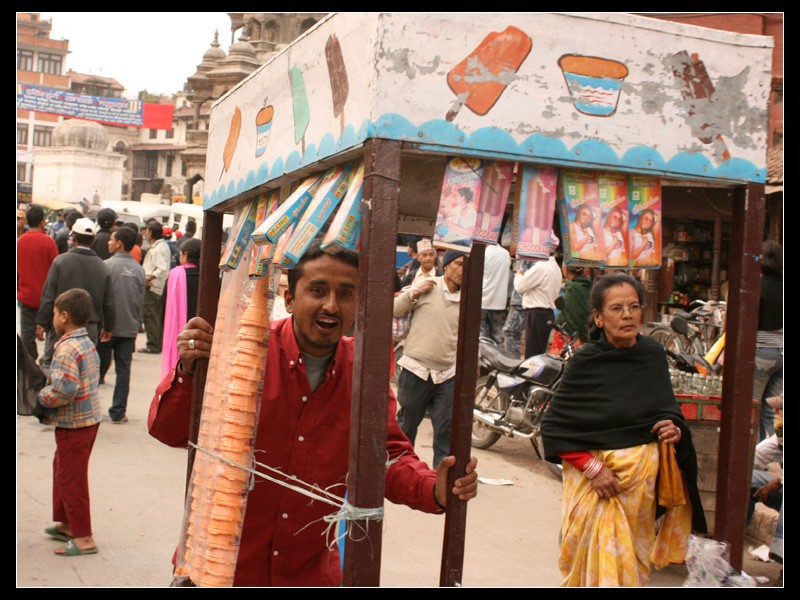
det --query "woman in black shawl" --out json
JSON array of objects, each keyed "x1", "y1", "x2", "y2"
[{"x1": 542, "y1": 272, "x2": 706, "y2": 587}]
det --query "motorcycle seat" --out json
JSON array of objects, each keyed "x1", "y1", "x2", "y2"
[{"x1": 481, "y1": 341, "x2": 524, "y2": 372}]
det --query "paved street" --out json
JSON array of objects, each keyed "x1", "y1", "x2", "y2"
[{"x1": 17, "y1": 331, "x2": 780, "y2": 587}]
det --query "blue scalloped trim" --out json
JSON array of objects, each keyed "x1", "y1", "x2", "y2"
[{"x1": 204, "y1": 114, "x2": 764, "y2": 207}]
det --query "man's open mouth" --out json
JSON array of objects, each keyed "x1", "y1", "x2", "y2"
[{"x1": 316, "y1": 316, "x2": 339, "y2": 330}]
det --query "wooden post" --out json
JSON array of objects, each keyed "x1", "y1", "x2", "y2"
[
  {"x1": 714, "y1": 183, "x2": 764, "y2": 571},
  {"x1": 342, "y1": 139, "x2": 401, "y2": 586},
  {"x1": 440, "y1": 242, "x2": 484, "y2": 587},
  {"x1": 185, "y1": 210, "x2": 223, "y2": 490},
  {"x1": 710, "y1": 216, "x2": 722, "y2": 302}
]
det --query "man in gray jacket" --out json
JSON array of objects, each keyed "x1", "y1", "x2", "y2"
[
  {"x1": 36, "y1": 218, "x2": 115, "y2": 357},
  {"x1": 101, "y1": 227, "x2": 146, "y2": 423}
]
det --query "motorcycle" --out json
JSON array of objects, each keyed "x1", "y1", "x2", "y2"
[{"x1": 471, "y1": 321, "x2": 577, "y2": 480}]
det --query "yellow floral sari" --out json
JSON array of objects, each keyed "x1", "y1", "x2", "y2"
[{"x1": 559, "y1": 442, "x2": 692, "y2": 587}]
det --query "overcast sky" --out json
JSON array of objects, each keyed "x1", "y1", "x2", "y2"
[{"x1": 40, "y1": 12, "x2": 233, "y2": 99}]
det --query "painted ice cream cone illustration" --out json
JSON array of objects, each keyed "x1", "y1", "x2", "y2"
[
  {"x1": 670, "y1": 50, "x2": 731, "y2": 162},
  {"x1": 558, "y1": 55, "x2": 628, "y2": 117},
  {"x1": 254, "y1": 101, "x2": 274, "y2": 158},
  {"x1": 288, "y1": 65, "x2": 311, "y2": 154},
  {"x1": 325, "y1": 34, "x2": 349, "y2": 134},
  {"x1": 220, "y1": 106, "x2": 242, "y2": 179},
  {"x1": 446, "y1": 25, "x2": 532, "y2": 121}
]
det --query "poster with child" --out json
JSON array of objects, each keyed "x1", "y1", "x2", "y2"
[
  {"x1": 558, "y1": 170, "x2": 604, "y2": 266},
  {"x1": 597, "y1": 174, "x2": 629, "y2": 268},
  {"x1": 433, "y1": 157, "x2": 483, "y2": 251},
  {"x1": 628, "y1": 177, "x2": 662, "y2": 268}
]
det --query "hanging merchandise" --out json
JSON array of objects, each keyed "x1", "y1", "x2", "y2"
[
  {"x1": 219, "y1": 199, "x2": 261, "y2": 272},
  {"x1": 473, "y1": 161, "x2": 514, "y2": 244},
  {"x1": 322, "y1": 162, "x2": 364, "y2": 254},
  {"x1": 432, "y1": 156, "x2": 484, "y2": 252},
  {"x1": 628, "y1": 176, "x2": 663, "y2": 268},
  {"x1": 172, "y1": 265, "x2": 278, "y2": 586},
  {"x1": 515, "y1": 165, "x2": 558, "y2": 260},
  {"x1": 597, "y1": 173, "x2": 630, "y2": 268},
  {"x1": 558, "y1": 170, "x2": 605, "y2": 266},
  {"x1": 251, "y1": 173, "x2": 324, "y2": 246},
  {"x1": 280, "y1": 163, "x2": 354, "y2": 268},
  {"x1": 248, "y1": 190, "x2": 281, "y2": 278}
]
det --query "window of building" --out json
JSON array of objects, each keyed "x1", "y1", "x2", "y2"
[
  {"x1": 181, "y1": 160, "x2": 187, "y2": 176},
  {"x1": 166, "y1": 155, "x2": 174, "y2": 177},
  {"x1": 17, "y1": 162, "x2": 27, "y2": 183},
  {"x1": 33, "y1": 126, "x2": 53, "y2": 147},
  {"x1": 149, "y1": 129, "x2": 158, "y2": 139},
  {"x1": 133, "y1": 152, "x2": 158, "y2": 179},
  {"x1": 166, "y1": 128, "x2": 174, "y2": 139},
  {"x1": 37, "y1": 52, "x2": 63, "y2": 75},
  {"x1": 17, "y1": 50, "x2": 34, "y2": 71},
  {"x1": 17, "y1": 124, "x2": 29, "y2": 145}
]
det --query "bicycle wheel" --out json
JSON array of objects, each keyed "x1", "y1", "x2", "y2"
[
  {"x1": 665, "y1": 332, "x2": 703, "y2": 356},
  {"x1": 647, "y1": 325, "x2": 673, "y2": 348}
]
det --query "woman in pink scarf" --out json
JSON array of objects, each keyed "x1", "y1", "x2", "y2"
[{"x1": 160, "y1": 238, "x2": 201, "y2": 379}]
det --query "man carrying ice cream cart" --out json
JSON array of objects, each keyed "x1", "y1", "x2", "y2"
[{"x1": 148, "y1": 239, "x2": 478, "y2": 587}]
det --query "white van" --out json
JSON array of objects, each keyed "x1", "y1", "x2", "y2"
[
  {"x1": 101, "y1": 200, "x2": 171, "y2": 229},
  {"x1": 167, "y1": 203, "x2": 234, "y2": 241}
]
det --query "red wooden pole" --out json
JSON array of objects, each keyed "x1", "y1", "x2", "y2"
[
  {"x1": 714, "y1": 183, "x2": 765, "y2": 570},
  {"x1": 440, "y1": 242, "x2": 484, "y2": 586},
  {"x1": 185, "y1": 209, "x2": 223, "y2": 490},
  {"x1": 342, "y1": 139, "x2": 401, "y2": 586}
]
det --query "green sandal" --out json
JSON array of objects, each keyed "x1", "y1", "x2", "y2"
[
  {"x1": 45, "y1": 525, "x2": 73, "y2": 543},
  {"x1": 55, "y1": 540, "x2": 98, "y2": 556}
]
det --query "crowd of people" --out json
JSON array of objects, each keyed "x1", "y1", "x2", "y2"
[{"x1": 18, "y1": 209, "x2": 782, "y2": 586}]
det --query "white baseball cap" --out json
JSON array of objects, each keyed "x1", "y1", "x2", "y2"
[{"x1": 71, "y1": 217, "x2": 97, "y2": 236}]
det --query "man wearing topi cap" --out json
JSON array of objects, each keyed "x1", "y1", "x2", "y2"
[
  {"x1": 36, "y1": 217, "x2": 115, "y2": 351},
  {"x1": 401, "y1": 238, "x2": 442, "y2": 288},
  {"x1": 393, "y1": 247, "x2": 465, "y2": 467},
  {"x1": 514, "y1": 231, "x2": 563, "y2": 358}
]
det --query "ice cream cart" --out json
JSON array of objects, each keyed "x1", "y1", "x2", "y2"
[{"x1": 188, "y1": 12, "x2": 773, "y2": 584}]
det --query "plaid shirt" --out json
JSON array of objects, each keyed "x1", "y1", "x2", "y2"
[{"x1": 38, "y1": 327, "x2": 101, "y2": 429}]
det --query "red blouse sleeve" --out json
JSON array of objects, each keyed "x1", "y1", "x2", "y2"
[{"x1": 560, "y1": 450, "x2": 594, "y2": 471}]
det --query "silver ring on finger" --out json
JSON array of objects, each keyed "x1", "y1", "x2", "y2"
[{"x1": 189, "y1": 339, "x2": 195, "y2": 350}]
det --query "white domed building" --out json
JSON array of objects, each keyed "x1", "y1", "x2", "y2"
[{"x1": 32, "y1": 118, "x2": 125, "y2": 208}]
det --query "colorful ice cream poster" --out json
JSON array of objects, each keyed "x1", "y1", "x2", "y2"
[
  {"x1": 432, "y1": 157, "x2": 483, "y2": 252},
  {"x1": 322, "y1": 162, "x2": 364, "y2": 254},
  {"x1": 558, "y1": 54, "x2": 628, "y2": 117},
  {"x1": 473, "y1": 161, "x2": 514, "y2": 244},
  {"x1": 628, "y1": 177, "x2": 662, "y2": 269},
  {"x1": 515, "y1": 165, "x2": 558, "y2": 260},
  {"x1": 597, "y1": 174, "x2": 630, "y2": 268},
  {"x1": 248, "y1": 190, "x2": 280, "y2": 278},
  {"x1": 558, "y1": 170, "x2": 604, "y2": 266}
]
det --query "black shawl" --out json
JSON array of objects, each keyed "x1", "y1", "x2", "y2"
[{"x1": 542, "y1": 334, "x2": 707, "y2": 533}]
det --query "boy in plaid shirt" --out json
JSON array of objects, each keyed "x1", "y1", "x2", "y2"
[{"x1": 38, "y1": 288, "x2": 102, "y2": 556}]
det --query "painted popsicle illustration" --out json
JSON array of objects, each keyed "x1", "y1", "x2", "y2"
[
  {"x1": 446, "y1": 25, "x2": 532, "y2": 121},
  {"x1": 288, "y1": 65, "x2": 311, "y2": 154},
  {"x1": 254, "y1": 101, "x2": 274, "y2": 158},
  {"x1": 670, "y1": 50, "x2": 731, "y2": 162},
  {"x1": 220, "y1": 106, "x2": 242, "y2": 179},
  {"x1": 558, "y1": 54, "x2": 628, "y2": 117},
  {"x1": 325, "y1": 34, "x2": 349, "y2": 134}
]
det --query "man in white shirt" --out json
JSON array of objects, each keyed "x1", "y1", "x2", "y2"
[
  {"x1": 514, "y1": 232, "x2": 563, "y2": 358},
  {"x1": 480, "y1": 244, "x2": 511, "y2": 345}
]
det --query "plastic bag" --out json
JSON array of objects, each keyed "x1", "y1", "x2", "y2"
[{"x1": 683, "y1": 534, "x2": 756, "y2": 587}]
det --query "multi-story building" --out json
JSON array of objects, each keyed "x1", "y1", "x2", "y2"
[{"x1": 16, "y1": 12, "x2": 70, "y2": 205}]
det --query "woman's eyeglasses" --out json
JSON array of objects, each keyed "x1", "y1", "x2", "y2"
[{"x1": 605, "y1": 303, "x2": 644, "y2": 316}]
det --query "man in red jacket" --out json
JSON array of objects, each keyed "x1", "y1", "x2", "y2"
[
  {"x1": 149, "y1": 240, "x2": 478, "y2": 586},
  {"x1": 17, "y1": 204, "x2": 58, "y2": 361}
]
